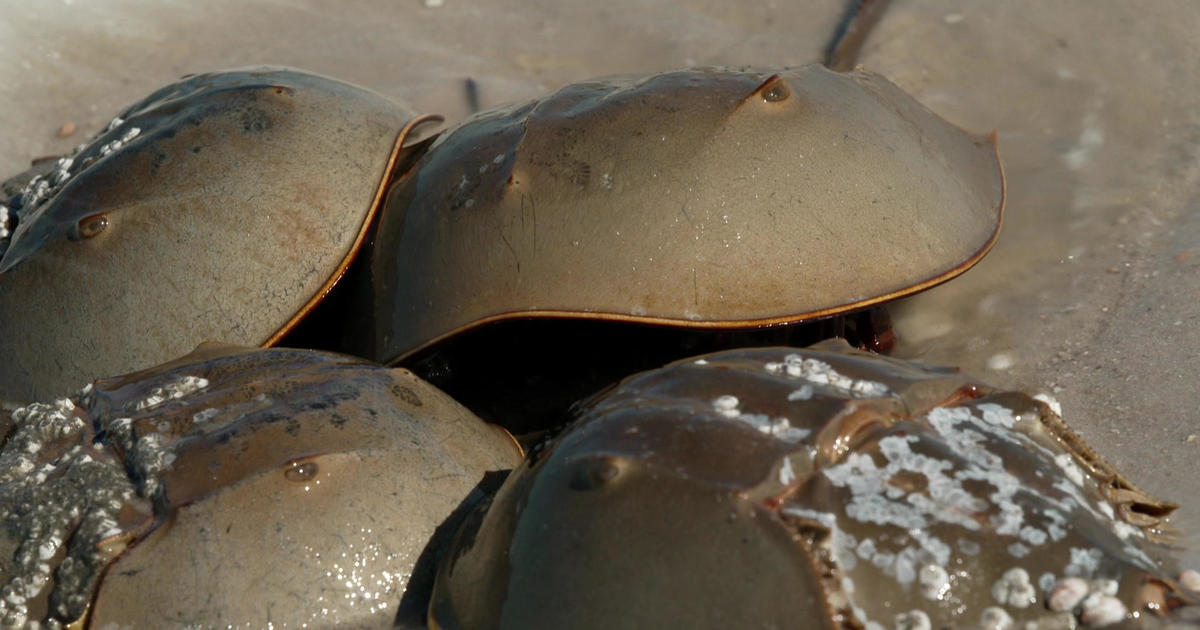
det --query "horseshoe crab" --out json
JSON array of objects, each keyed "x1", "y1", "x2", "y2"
[
  {"x1": 431, "y1": 339, "x2": 1197, "y2": 630},
  {"x1": 0, "y1": 344, "x2": 520, "y2": 628},
  {"x1": 351, "y1": 63, "x2": 1004, "y2": 433},
  {"x1": 0, "y1": 67, "x2": 438, "y2": 405}
]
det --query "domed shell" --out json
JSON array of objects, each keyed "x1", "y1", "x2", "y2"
[
  {"x1": 368, "y1": 64, "x2": 1004, "y2": 364},
  {"x1": 431, "y1": 340, "x2": 1194, "y2": 630},
  {"x1": 0, "y1": 68, "x2": 420, "y2": 403},
  {"x1": 0, "y1": 344, "x2": 520, "y2": 627}
]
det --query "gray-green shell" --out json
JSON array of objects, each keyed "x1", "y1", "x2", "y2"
[
  {"x1": 0, "y1": 345, "x2": 520, "y2": 627},
  {"x1": 368, "y1": 64, "x2": 1003, "y2": 364},
  {"x1": 0, "y1": 68, "x2": 414, "y2": 404},
  {"x1": 431, "y1": 340, "x2": 1195, "y2": 629}
]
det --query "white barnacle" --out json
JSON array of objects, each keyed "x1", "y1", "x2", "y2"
[
  {"x1": 872, "y1": 550, "x2": 896, "y2": 571},
  {"x1": 778, "y1": 458, "x2": 796, "y2": 485},
  {"x1": 780, "y1": 506, "x2": 836, "y2": 529},
  {"x1": 36, "y1": 536, "x2": 61, "y2": 562},
  {"x1": 98, "y1": 138, "x2": 122, "y2": 157},
  {"x1": 711, "y1": 395, "x2": 740, "y2": 418},
  {"x1": 763, "y1": 416, "x2": 809, "y2": 442},
  {"x1": 1046, "y1": 577, "x2": 1089, "y2": 612},
  {"x1": 958, "y1": 539, "x2": 982, "y2": 556},
  {"x1": 192, "y1": 408, "x2": 220, "y2": 424},
  {"x1": 992, "y1": 567, "x2": 1037, "y2": 608},
  {"x1": 987, "y1": 495, "x2": 1025, "y2": 536},
  {"x1": 918, "y1": 564, "x2": 950, "y2": 601},
  {"x1": 977, "y1": 403, "x2": 1017, "y2": 429},
  {"x1": 787, "y1": 384, "x2": 814, "y2": 401},
  {"x1": 24, "y1": 566, "x2": 49, "y2": 597},
  {"x1": 979, "y1": 606, "x2": 1013, "y2": 630},
  {"x1": 1033, "y1": 393, "x2": 1063, "y2": 416},
  {"x1": 1037, "y1": 572, "x2": 1056, "y2": 595},
  {"x1": 1018, "y1": 525, "x2": 1048, "y2": 546},
  {"x1": 857, "y1": 538, "x2": 877, "y2": 560},
  {"x1": 1007, "y1": 543, "x2": 1030, "y2": 558},
  {"x1": 1079, "y1": 592, "x2": 1126, "y2": 627},
  {"x1": 894, "y1": 610, "x2": 931, "y2": 630},
  {"x1": 893, "y1": 547, "x2": 918, "y2": 584},
  {"x1": 1110, "y1": 520, "x2": 1140, "y2": 541},
  {"x1": 135, "y1": 375, "x2": 210, "y2": 411},
  {"x1": 136, "y1": 390, "x2": 166, "y2": 410},
  {"x1": 1089, "y1": 579, "x2": 1118, "y2": 597},
  {"x1": 1044, "y1": 511, "x2": 1068, "y2": 542},
  {"x1": 910, "y1": 530, "x2": 950, "y2": 568},
  {"x1": 52, "y1": 166, "x2": 72, "y2": 185},
  {"x1": 842, "y1": 575, "x2": 856, "y2": 595},
  {"x1": 851, "y1": 379, "x2": 889, "y2": 397},
  {"x1": 1064, "y1": 547, "x2": 1103, "y2": 578},
  {"x1": 1053, "y1": 453, "x2": 1086, "y2": 486},
  {"x1": 833, "y1": 533, "x2": 860, "y2": 571},
  {"x1": 1178, "y1": 569, "x2": 1200, "y2": 592}
]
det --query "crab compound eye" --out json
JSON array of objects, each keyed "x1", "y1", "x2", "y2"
[
  {"x1": 284, "y1": 460, "x2": 319, "y2": 482},
  {"x1": 71, "y1": 213, "x2": 109, "y2": 241},
  {"x1": 758, "y1": 75, "x2": 791, "y2": 103},
  {"x1": 567, "y1": 455, "x2": 626, "y2": 491}
]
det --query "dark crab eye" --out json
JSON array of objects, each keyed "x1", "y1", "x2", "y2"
[
  {"x1": 71, "y1": 213, "x2": 109, "y2": 240},
  {"x1": 756, "y1": 74, "x2": 791, "y2": 103},
  {"x1": 284, "y1": 459, "x2": 319, "y2": 482},
  {"x1": 567, "y1": 455, "x2": 626, "y2": 491}
]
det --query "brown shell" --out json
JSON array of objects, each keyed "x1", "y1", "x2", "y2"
[
  {"x1": 431, "y1": 340, "x2": 1195, "y2": 630},
  {"x1": 0, "y1": 344, "x2": 520, "y2": 627},
  {"x1": 368, "y1": 64, "x2": 1004, "y2": 364},
  {"x1": 0, "y1": 68, "x2": 419, "y2": 404}
]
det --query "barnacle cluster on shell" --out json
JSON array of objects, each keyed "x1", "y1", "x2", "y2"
[
  {"x1": 0, "y1": 390, "x2": 144, "y2": 627},
  {"x1": 0, "y1": 345, "x2": 520, "y2": 628},
  {"x1": 0, "y1": 114, "x2": 137, "y2": 257},
  {"x1": 431, "y1": 339, "x2": 1199, "y2": 630}
]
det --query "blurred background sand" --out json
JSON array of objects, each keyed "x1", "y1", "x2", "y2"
[{"x1": 2, "y1": 0, "x2": 1197, "y2": 563}]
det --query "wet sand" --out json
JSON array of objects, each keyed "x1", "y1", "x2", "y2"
[{"x1": 2, "y1": 0, "x2": 1197, "y2": 566}]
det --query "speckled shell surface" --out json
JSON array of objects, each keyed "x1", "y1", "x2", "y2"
[
  {"x1": 370, "y1": 64, "x2": 1003, "y2": 364},
  {"x1": 431, "y1": 340, "x2": 1195, "y2": 630},
  {"x1": 0, "y1": 68, "x2": 414, "y2": 404},
  {"x1": 0, "y1": 344, "x2": 521, "y2": 628}
]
